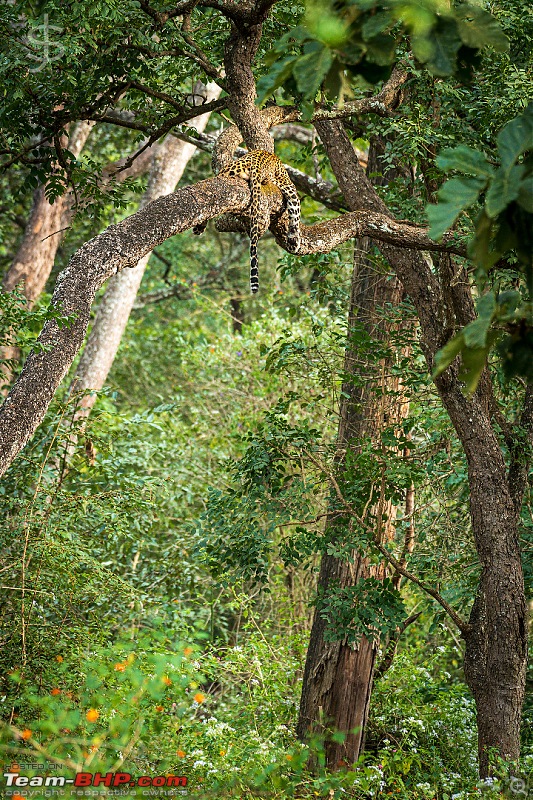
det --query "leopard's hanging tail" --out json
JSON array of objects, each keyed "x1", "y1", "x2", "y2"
[
  {"x1": 249, "y1": 242, "x2": 259, "y2": 293},
  {"x1": 248, "y1": 166, "x2": 262, "y2": 294},
  {"x1": 196, "y1": 150, "x2": 300, "y2": 294}
]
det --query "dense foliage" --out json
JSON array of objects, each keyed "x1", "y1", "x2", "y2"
[{"x1": 0, "y1": 0, "x2": 531, "y2": 797}]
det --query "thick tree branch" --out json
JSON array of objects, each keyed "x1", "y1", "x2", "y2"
[
  {"x1": 0, "y1": 174, "x2": 468, "y2": 477},
  {"x1": 223, "y1": 20, "x2": 273, "y2": 150},
  {"x1": 138, "y1": 0, "x2": 199, "y2": 24},
  {"x1": 275, "y1": 211, "x2": 466, "y2": 257}
]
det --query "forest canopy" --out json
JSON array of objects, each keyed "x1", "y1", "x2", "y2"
[{"x1": 0, "y1": 0, "x2": 531, "y2": 798}]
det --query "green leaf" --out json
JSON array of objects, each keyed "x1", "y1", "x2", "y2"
[
  {"x1": 517, "y1": 168, "x2": 533, "y2": 213},
  {"x1": 433, "y1": 333, "x2": 465, "y2": 378},
  {"x1": 365, "y1": 33, "x2": 397, "y2": 66},
  {"x1": 308, "y1": 13, "x2": 348, "y2": 47},
  {"x1": 427, "y1": 176, "x2": 486, "y2": 239},
  {"x1": 497, "y1": 106, "x2": 533, "y2": 171},
  {"x1": 456, "y1": 4, "x2": 509, "y2": 53},
  {"x1": 485, "y1": 164, "x2": 525, "y2": 217},
  {"x1": 257, "y1": 56, "x2": 298, "y2": 104},
  {"x1": 459, "y1": 338, "x2": 497, "y2": 394},
  {"x1": 263, "y1": 25, "x2": 309, "y2": 66},
  {"x1": 469, "y1": 209, "x2": 499, "y2": 271},
  {"x1": 496, "y1": 290, "x2": 522, "y2": 319},
  {"x1": 436, "y1": 145, "x2": 493, "y2": 178},
  {"x1": 293, "y1": 46, "x2": 333, "y2": 98},
  {"x1": 462, "y1": 292, "x2": 496, "y2": 349},
  {"x1": 361, "y1": 10, "x2": 394, "y2": 40},
  {"x1": 425, "y1": 19, "x2": 463, "y2": 76}
]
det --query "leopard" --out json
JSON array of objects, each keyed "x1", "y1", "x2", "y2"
[{"x1": 194, "y1": 150, "x2": 300, "y2": 294}]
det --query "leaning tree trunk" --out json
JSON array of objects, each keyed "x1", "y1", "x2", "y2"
[
  {"x1": 71, "y1": 84, "x2": 221, "y2": 420},
  {"x1": 297, "y1": 123, "x2": 413, "y2": 768},
  {"x1": 297, "y1": 250, "x2": 408, "y2": 767}
]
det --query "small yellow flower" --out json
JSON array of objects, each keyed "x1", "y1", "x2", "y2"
[
  {"x1": 55, "y1": 655, "x2": 64, "y2": 663},
  {"x1": 219, "y1": 749, "x2": 226, "y2": 756},
  {"x1": 50, "y1": 688, "x2": 61, "y2": 696},
  {"x1": 86, "y1": 709, "x2": 99, "y2": 723},
  {"x1": 20, "y1": 729, "x2": 32, "y2": 740},
  {"x1": 163, "y1": 676, "x2": 172, "y2": 686},
  {"x1": 155, "y1": 705, "x2": 164, "y2": 712},
  {"x1": 114, "y1": 662, "x2": 126, "y2": 672},
  {"x1": 176, "y1": 749, "x2": 186, "y2": 758},
  {"x1": 193, "y1": 692, "x2": 206, "y2": 704},
  {"x1": 183, "y1": 647, "x2": 193, "y2": 657}
]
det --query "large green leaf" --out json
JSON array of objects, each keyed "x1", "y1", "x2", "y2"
[
  {"x1": 517, "y1": 163, "x2": 533, "y2": 212},
  {"x1": 459, "y1": 342, "x2": 493, "y2": 394},
  {"x1": 364, "y1": 32, "x2": 398, "y2": 65},
  {"x1": 468, "y1": 210, "x2": 499, "y2": 271},
  {"x1": 436, "y1": 145, "x2": 493, "y2": 178},
  {"x1": 497, "y1": 104, "x2": 533, "y2": 171},
  {"x1": 425, "y1": 19, "x2": 463, "y2": 76},
  {"x1": 293, "y1": 44, "x2": 333, "y2": 98},
  {"x1": 485, "y1": 164, "x2": 525, "y2": 217},
  {"x1": 433, "y1": 333, "x2": 465, "y2": 378},
  {"x1": 456, "y1": 4, "x2": 509, "y2": 53},
  {"x1": 257, "y1": 55, "x2": 298, "y2": 104},
  {"x1": 462, "y1": 293, "x2": 496, "y2": 349},
  {"x1": 361, "y1": 10, "x2": 394, "y2": 40},
  {"x1": 427, "y1": 175, "x2": 486, "y2": 239}
]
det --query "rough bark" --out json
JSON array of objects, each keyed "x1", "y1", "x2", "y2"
[
  {"x1": 223, "y1": 20, "x2": 274, "y2": 152},
  {"x1": 72, "y1": 85, "x2": 221, "y2": 418},
  {"x1": 0, "y1": 163, "x2": 477, "y2": 480},
  {"x1": 297, "y1": 122, "x2": 412, "y2": 768},
  {"x1": 302, "y1": 120, "x2": 528, "y2": 777}
]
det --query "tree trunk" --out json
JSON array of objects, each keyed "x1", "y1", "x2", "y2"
[
  {"x1": 1, "y1": 123, "x2": 94, "y2": 390},
  {"x1": 297, "y1": 124, "x2": 411, "y2": 767},
  {"x1": 436, "y1": 372, "x2": 528, "y2": 775},
  {"x1": 72, "y1": 84, "x2": 221, "y2": 419},
  {"x1": 3, "y1": 122, "x2": 94, "y2": 304},
  {"x1": 297, "y1": 119, "x2": 529, "y2": 778}
]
